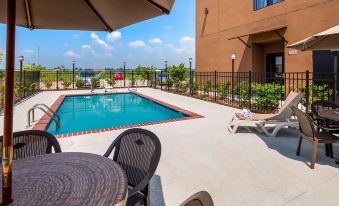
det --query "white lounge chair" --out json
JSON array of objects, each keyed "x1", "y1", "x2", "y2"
[{"x1": 227, "y1": 91, "x2": 304, "y2": 137}]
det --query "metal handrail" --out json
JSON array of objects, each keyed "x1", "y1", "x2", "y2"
[
  {"x1": 32, "y1": 103, "x2": 61, "y2": 123},
  {"x1": 27, "y1": 104, "x2": 60, "y2": 129}
]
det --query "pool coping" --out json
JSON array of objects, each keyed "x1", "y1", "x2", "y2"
[{"x1": 32, "y1": 91, "x2": 203, "y2": 138}]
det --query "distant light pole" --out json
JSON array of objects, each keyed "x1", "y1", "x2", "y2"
[
  {"x1": 72, "y1": 60, "x2": 76, "y2": 89},
  {"x1": 189, "y1": 58, "x2": 193, "y2": 83},
  {"x1": 231, "y1": 53, "x2": 236, "y2": 101},
  {"x1": 165, "y1": 60, "x2": 168, "y2": 72},
  {"x1": 18, "y1": 55, "x2": 24, "y2": 86},
  {"x1": 123, "y1": 61, "x2": 126, "y2": 87},
  {"x1": 189, "y1": 58, "x2": 193, "y2": 94}
]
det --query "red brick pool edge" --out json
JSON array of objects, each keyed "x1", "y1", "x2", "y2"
[{"x1": 32, "y1": 92, "x2": 203, "y2": 138}]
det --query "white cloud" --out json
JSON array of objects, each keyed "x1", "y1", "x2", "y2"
[
  {"x1": 107, "y1": 31, "x2": 122, "y2": 41},
  {"x1": 23, "y1": 49, "x2": 34, "y2": 54},
  {"x1": 149, "y1": 38, "x2": 162, "y2": 44},
  {"x1": 180, "y1": 36, "x2": 195, "y2": 44},
  {"x1": 129, "y1": 40, "x2": 146, "y2": 47},
  {"x1": 90, "y1": 32, "x2": 113, "y2": 50},
  {"x1": 82, "y1": 44, "x2": 91, "y2": 49},
  {"x1": 167, "y1": 44, "x2": 185, "y2": 53},
  {"x1": 72, "y1": 34, "x2": 81, "y2": 38},
  {"x1": 64, "y1": 50, "x2": 80, "y2": 58},
  {"x1": 164, "y1": 25, "x2": 173, "y2": 30}
]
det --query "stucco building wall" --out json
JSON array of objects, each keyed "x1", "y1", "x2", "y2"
[{"x1": 196, "y1": 0, "x2": 339, "y2": 72}]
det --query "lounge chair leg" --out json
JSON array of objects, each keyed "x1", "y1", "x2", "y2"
[
  {"x1": 296, "y1": 136, "x2": 302, "y2": 156},
  {"x1": 310, "y1": 141, "x2": 318, "y2": 169},
  {"x1": 227, "y1": 115, "x2": 239, "y2": 135}
]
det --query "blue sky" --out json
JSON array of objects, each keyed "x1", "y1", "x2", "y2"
[{"x1": 0, "y1": 0, "x2": 195, "y2": 70}]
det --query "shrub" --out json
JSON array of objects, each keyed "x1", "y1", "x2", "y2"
[
  {"x1": 26, "y1": 83, "x2": 36, "y2": 92},
  {"x1": 106, "y1": 78, "x2": 116, "y2": 88},
  {"x1": 236, "y1": 81, "x2": 249, "y2": 100},
  {"x1": 298, "y1": 84, "x2": 333, "y2": 105},
  {"x1": 14, "y1": 84, "x2": 25, "y2": 97},
  {"x1": 188, "y1": 82, "x2": 199, "y2": 95},
  {"x1": 62, "y1": 80, "x2": 72, "y2": 89},
  {"x1": 44, "y1": 79, "x2": 53, "y2": 89},
  {"x1": 91, "y1": 78, "x2": 100, "y2": 88},
  {"x1": 76, "y1": 80, "x2": 85, "y2": 88},
  {"x1": 217, "y1": 82, "x2": 231, "y2": 100},
  {"x1": 252, "y1": 83, "x2": 283, "y2": 107},
  {"x1": 202, "y1": 80, "x2": 212, "y2": 96},
  {"x1": 236, "y1": 81, "x2": 283, "y2": 108}
]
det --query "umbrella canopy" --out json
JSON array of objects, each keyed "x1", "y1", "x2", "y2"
[
  {"x1": 0, "y1": 0, "x2": 175, "y2": 205},
  {"x1": 0, "y1": 0, "x2": 174, "y2": 31},
  {"x1": 287, "y1": 25, "x2": 339, "y2": 51}
]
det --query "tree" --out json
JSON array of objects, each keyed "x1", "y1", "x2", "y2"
[
  {"x1": 0, "y1": 50, "x2": 3, "y2": 67},
  {"x1": 135, "y1": 65, "x2": 157, "y2": 81},
  {"x1": 23, "y1": 63, "x2": 46, "y2": 71},
  {"x1": 168, "y1": 63, "x2": 188, "y2": 91},
  {"x1": 54, "y1": 65, "x2": 66, "y2": 71}
]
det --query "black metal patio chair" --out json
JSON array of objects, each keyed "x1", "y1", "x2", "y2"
[
  {"x1": 180, "y1": 191, "x2": 214, "y2": 206},
  {"x1": 104, "y1": 128, "x2": 161, "y2": 206},
  {"x1": 0, "y1": 130, "x2": 61, "y2": 160}
]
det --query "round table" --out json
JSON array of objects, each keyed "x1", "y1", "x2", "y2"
[
  {"x1": 318, "y1": 110, "x2": 339, "y2": 165},
  {"x1": 0, "y1": 152, "x2": 128, "y2": 206},
  {"x1": 318, "y1": 110, "x2": 339, "y2": 121}
]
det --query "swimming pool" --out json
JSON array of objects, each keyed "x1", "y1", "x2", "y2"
[{"x1": 44, "y1": 93, "x2": 199, "y2": 136}]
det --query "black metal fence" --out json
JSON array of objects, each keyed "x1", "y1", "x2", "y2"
[
  {"x1": 0, "y1": 69, "x2": 337, "y2": 113},
  {"x1": 153, "y1": 70, "x2": 337, "y2": 113}
]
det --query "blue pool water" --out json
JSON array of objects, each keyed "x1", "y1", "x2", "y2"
[{"x1": 46, "y1": 93, "x2": 187, "y2": 135}]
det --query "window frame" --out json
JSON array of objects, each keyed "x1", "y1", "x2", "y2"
[{"x1": 253, "y1": 0, "x2": 284, "y2": 11}]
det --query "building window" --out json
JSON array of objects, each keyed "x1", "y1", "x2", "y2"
[{"x1": 254, "y1": 0, "x2": 284, "y2": 10}]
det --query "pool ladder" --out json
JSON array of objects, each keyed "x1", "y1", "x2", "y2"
[{"x1": 27, "y1": 104, "x2": 60, "y2": 129}]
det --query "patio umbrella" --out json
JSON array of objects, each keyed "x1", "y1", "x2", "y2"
[
  {"x1": 287, "y1": 25, "x2": 339, "y2": 51},
  {"x1": 287, "y1": 25, "x2": 339, "y2": 96},
  {"x1": 0, "y1": 0, "x2": 175, "y2": 204}
]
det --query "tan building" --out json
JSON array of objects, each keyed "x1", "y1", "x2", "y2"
[{"x1": 196, "y1": 0, "x2": 339, "y2": 73}]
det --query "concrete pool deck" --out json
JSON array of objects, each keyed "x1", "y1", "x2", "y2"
[{"x1": 1, "y1": 88, "x2": 339, "y2": 205}]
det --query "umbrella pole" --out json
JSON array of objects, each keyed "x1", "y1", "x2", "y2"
[
  {"x1": 2, "y1": 0, "x2": 16, "y2": 205},
  {"x1": 335, "y1": 53, "x2": 338, "y2": 102}
]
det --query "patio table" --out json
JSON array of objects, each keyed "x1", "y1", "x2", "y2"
[
  {"x1": 318, "y1": 110, "x2": 339, "y2": 165},
  {"x1": 318, "y1": 109, "x2": 339, "y2": 122},
  {"x1": 0, "y1": 152, "x2": 127, "y2": 206}
]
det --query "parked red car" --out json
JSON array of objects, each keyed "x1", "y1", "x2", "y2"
[{"x1": 113, "y1": 73, "x2": 124, "y2": 80}]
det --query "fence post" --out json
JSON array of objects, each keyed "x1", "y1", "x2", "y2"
[
  {"x1": 248, "y1": 71, "x2": 252, "y2": 109},
  {"x1": 305, "y1": 70, "x2": 310, "y2": 112},
  {"x1": 333, "y1": 72, "x2": 337, "y2": 102},
  {"x1": 167, "y1": 70, "x2": 169, "y2": 91},
  {"x1": 214, "y1": 71, "x2": 217, "y2": 102},
  {"x1": 188, "y1": 70, "x2": 193, "y2": 95},
  {"x1": 72, "y1": 68, "x2": 75, "y2": 89},
  {"x1": 23, "y1": 70, "x2": 26, "y2": 97},
  {"x1": 132, "y1": 70, "x2": 134, "y2": 87},
  {"x1": 160, "y1": 70, "x2": 163, "y2": 90},
  {"x1": 56, "y1": 70, "x2": 59, "y2": 90},
  {"x1": 154, "y1": 71, "x2": 157, "y2": 89}
]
